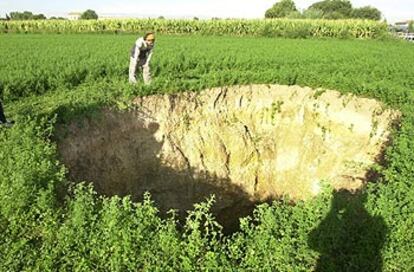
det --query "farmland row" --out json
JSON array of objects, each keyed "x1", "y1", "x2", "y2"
[
  {"x1": 1, "y1": 34, "x2": 412, "y2": 105},
  {"x1": 0, "y1": 18, "x2": 388, "y2": 39}
]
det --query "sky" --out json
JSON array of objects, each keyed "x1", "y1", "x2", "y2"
[{"x1": 0, "y1": 0, "x2": 412, "y2": 23}]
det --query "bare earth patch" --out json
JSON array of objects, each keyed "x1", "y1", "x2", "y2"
[{"x1": 57, "y1": 84, "x2": 400, "y2": 230}]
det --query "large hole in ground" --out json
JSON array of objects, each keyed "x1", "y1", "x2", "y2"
[{"x1": 56, "y1": 84, "x2": 399, "y2": 233}]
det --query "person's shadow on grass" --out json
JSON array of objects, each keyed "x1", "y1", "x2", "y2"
[{"x1": 309, "y1": 189, "x2": 387, "y2": 272}]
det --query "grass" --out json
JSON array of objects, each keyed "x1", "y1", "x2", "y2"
[{"x1": 1, "y1": 34, "x2": 414, "y2": 271}]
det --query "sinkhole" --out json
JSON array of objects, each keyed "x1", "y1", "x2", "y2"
[{"x1": 56, "y1": 84, "x2": 399, "y2": 232}]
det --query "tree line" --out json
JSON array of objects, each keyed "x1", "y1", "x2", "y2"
[
  {"x1": 265, "y1": 0, "x2": 382, "y2": 20},
  {"x1": 0, "y1": 10, "x2": 98, "y2": 20}
]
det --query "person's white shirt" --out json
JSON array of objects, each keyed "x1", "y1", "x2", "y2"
[{"x1": 129, "y1": 37, "x2": 154, "y2": 84}]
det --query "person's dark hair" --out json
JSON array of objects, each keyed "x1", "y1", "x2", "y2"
[{"x1": 144, "y1": 32, "x2": 155, "y2": 40}]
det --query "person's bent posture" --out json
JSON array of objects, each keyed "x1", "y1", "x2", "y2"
[{"x1": 129, "y1": 32, "x2": 155, "y2": 85}]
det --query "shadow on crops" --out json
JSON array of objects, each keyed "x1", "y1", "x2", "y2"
[
  {"x1": 56, "y1": 109, "x2": 258, "y2": 234},
  {"x1": 308, "y1": 114, "x2": 400, "y2": 271},
  {"x1": 308, "y1": 189, "x2": 387, "y2": 272}
]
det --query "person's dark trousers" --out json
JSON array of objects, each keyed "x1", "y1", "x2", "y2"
[{"x1": 0, "y1": 101, "x2": 8, "y2": 123}]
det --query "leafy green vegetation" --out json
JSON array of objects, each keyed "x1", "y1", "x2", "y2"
[
  {"x1": 0, "y1": 18, "x2": 388, "y2": 39},
  {"x1": 265, "y1": 0, "x2": 298, "y2": 19},
  {"x1": 8, "y1": 11, "x2": 47, "y2": 20},
  {"x1": 308, "y1": 0, "x2": 381, "y2": 20},
  {"x1": 80, "y1": 10, "x2": 99, "y2": 20},
  {"x1": 1, "y1": 34, "x2": 414, "y2": 271},
  {"x1": 265, "y1": 0, "x2": 382, "y2": 20}
]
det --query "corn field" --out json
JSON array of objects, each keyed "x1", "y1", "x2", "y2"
[{"x1": 0, "y1": 18, "x2": 388, "y2": 39}]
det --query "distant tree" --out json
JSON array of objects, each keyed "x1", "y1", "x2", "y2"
[
  {"x1": 351, "y1": 6, "x2": 381, "y2": 20},
  {"x1": 265, "y1": 0, "x2": 298, "y2": 19},
  {"x1": 193, "y1": 17, "x2": 199, "y2": 21},
  {"x1": 304, "y1": 1, "x2": 382, "y2": 20},
  {"x1": 324, "y1": 11, "x2": 346, "y2": 19},
  {"x1": 6, "y1": 13, "x2": 10, "y2": 20},
  {"x1": 9, "y1": 11, "x2": 47, "y2": 20},
  {"x1": 302, "y1": 8, "x2": 324, "y2": 19},
  {"x1": 285, "y1": 11, "x2": 302, "y2": 19},
  {"x1": 80, "y1": 9, "x2": 98, "y2": 20},
  {"x1": 10, "y1": 11, "x2": 33, "y2": 20},
  {"x1": 32, "y1": 14, "x2": 46, "y2": 20},
  {"x1": 308, "y1": 0, "x2": 353, "y2": 19},
  {"x1": 409, "y1": 21, "x2": 414, "y2": 33},
  {"x1": 158, "y1": 16, "x2": 165, "y2": 20},
  {"x1": 49, "y1": 16, "x2": 66, "y2": 20}
]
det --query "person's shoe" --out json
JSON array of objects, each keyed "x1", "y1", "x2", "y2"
[{"x1": 0, "y1": 120, "x2": 14, "y2": 128}]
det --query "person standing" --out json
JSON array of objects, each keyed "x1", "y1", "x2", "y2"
[
  {"x1": 0, "y1": 101, "x2": 13, "y2": 128},
  {"x1": 129, "y1": 32, "x2": 155, "y2": 85}
]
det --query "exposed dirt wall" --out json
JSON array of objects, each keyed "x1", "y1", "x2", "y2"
[{"x1": 57, "y1": 84, "x2": 400, "y2": 230}]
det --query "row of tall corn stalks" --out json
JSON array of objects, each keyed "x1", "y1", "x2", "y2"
[{"x1": 0, "y1": 18, "x2": 388, "y2": 39}]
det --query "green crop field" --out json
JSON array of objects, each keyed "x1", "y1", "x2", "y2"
[
  {"x1": 1, "y1": 32, "x2": 414, "y2": 271},
  {"x1": 0, "y1": 18, "x2": 388, "y2": 39}
]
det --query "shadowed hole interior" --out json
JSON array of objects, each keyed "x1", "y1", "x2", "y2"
[{"x1": 56, "y1": 84, "x2": 399, "y2": 233}]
